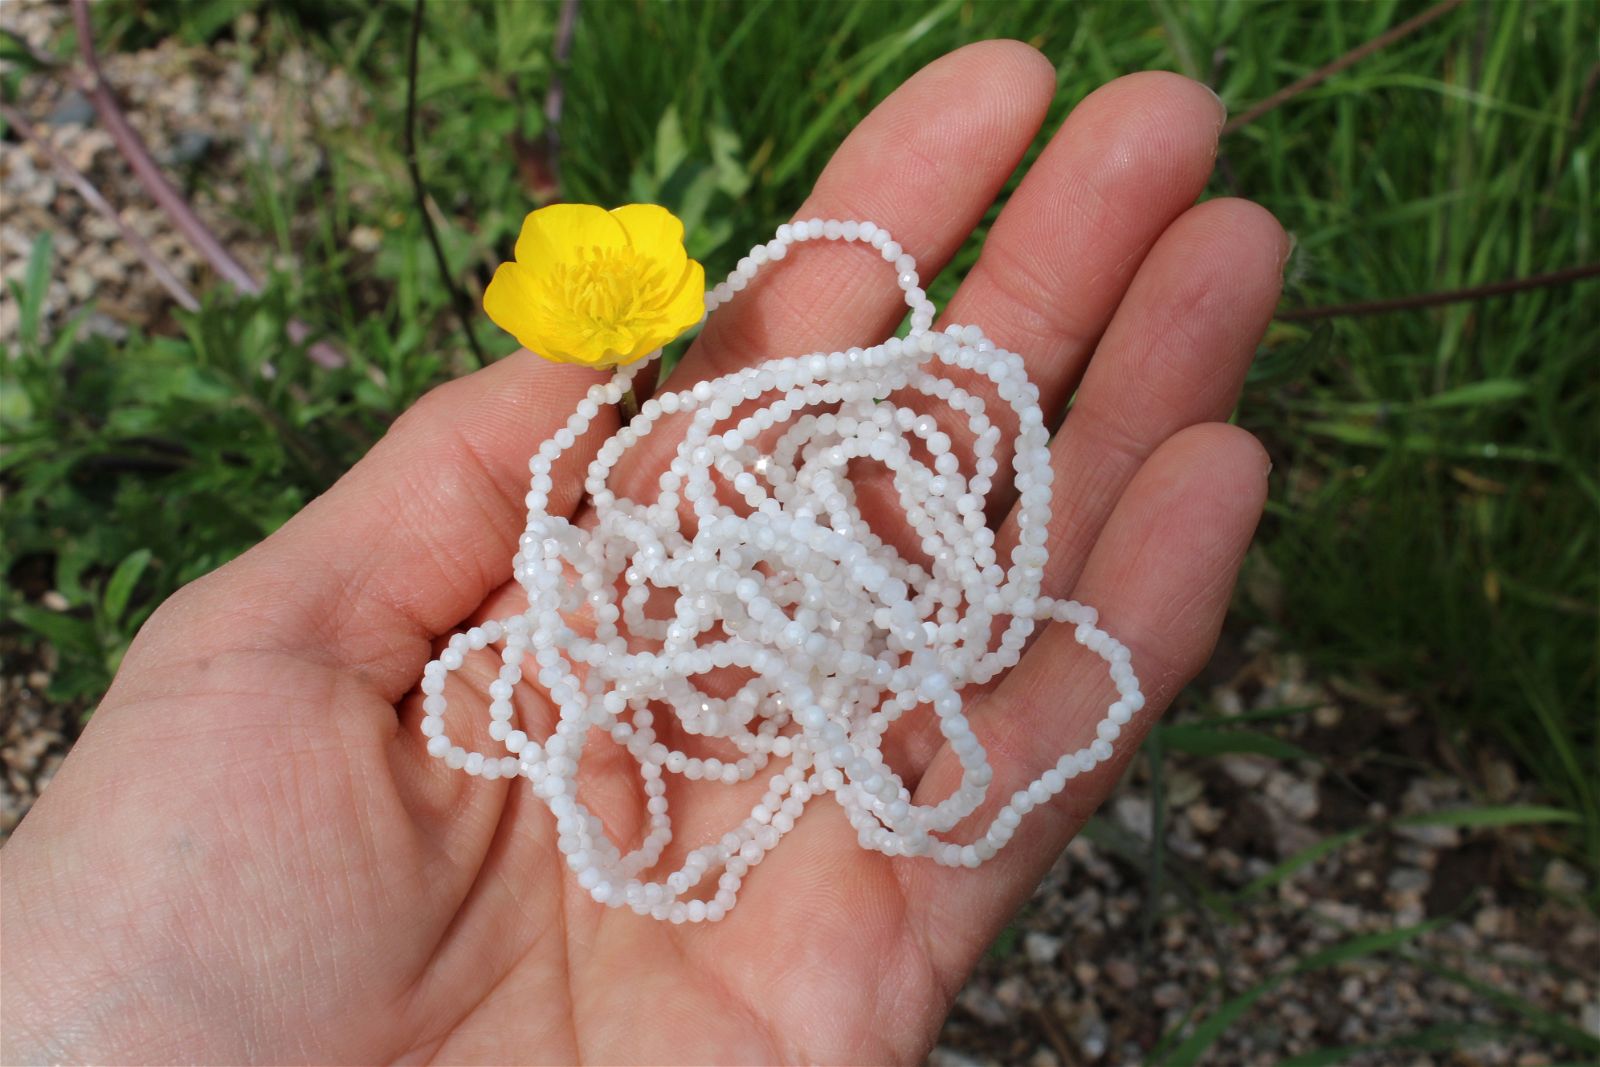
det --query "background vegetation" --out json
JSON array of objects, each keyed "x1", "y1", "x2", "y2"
[{"x1": 3, "y1": 0, "x2": 1596, "y2": 1060}]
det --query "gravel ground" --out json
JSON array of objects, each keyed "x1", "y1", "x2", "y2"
[
  {"x1": 0, "y1": 0, "x2": 365, "y2": 346},
  {"x1": 2, "y1": 3, "x2": 1596, "y2": 1063},
  {"x1": 1, "y1": 635, "x2": 77, "y2": 839},
  {"x1": 929, "y1": 627, "x2": 1599, "y2": 1065}
]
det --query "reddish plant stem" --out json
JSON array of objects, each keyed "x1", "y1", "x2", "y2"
[
  {"x1": 404, "y1": 0, "x2": 486, "y2": 369},
  {"x1": 1, "y1": 100, "x2": 200, "y2": 313},
  {"x1": 543, "y1": 0, "x2": 580, "y2": 187},
  {"x1": 66, "y1": 0, "x2": 345, "y2": 369},
  {"x1": 69, "y1": 0, "x2": 256, "y2": 292},
  {"x1": 1276, "y1": 262, "x2": 1600, "y2": 322},
  {"x1": 1223, "y1": 0, "x2": 1467, "y2": 135}
]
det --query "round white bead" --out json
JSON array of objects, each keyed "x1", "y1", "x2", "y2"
[{"x1": 414, "y1": 219, "x2": 1140, "y2": 923}]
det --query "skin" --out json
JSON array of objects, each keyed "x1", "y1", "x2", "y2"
[{"x1": 0, "y1": 41, "x2": 1286, "y2": 1066}]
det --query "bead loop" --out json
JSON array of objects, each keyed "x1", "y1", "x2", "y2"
[{"x1": 417, "y1": 220, "x2": 1143, "y2": 923}]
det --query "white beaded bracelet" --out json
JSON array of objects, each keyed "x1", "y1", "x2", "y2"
[{"x1": 416, "y1": 219, "x2": 1143, "y2": 924}]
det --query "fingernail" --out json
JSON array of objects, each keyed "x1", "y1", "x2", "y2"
[
  {"x1": 1205, "y1": 83, "x2": 1228, "y2": 126},
  {"x1": 1278, "y1": 232, "x2": 1297, "y2": 274}
]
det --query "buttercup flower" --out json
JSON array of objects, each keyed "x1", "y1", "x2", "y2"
[{"x1": 484, "y1": 203, "x2": 706, "y2": 368}]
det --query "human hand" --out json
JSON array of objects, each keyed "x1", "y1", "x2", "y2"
[{"x1": 0, "y1": 41, "x2": 1285, "y2": 1065}]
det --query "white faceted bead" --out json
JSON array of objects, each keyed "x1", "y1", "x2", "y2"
[{"x1": 418, "y1": 218, "x2": 1143, "y2": 923}]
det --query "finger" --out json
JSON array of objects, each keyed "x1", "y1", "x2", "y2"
[
  {"x1": 120, "y1": 353, "x2": 613, "y2": 703},
  {"x1": 932, "y1": 72, "x2": 1226, "y2": 462},
  {"x1": 850, "y1": 72, "x2": 1224, "y2": 556},
  {"x1": 672, "y1": 39, "x2": 1055, "y2": 387},
  {"x1": 899, "y1": 422, "x2": 1270, "y2": 975},
  {"x1": 878, "y1": 197, "x2": 1283, "y2": 776},
  {"x1": 999, "y1": 197, "x2": 1286, "y2": 595}
]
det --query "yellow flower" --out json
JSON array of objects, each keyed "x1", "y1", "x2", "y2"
[{"x1": 483, "y1": 203, "x2": 705, "y2": 368}]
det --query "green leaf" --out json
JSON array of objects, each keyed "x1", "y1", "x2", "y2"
[
  {"x1": 1393, "y1": 804, "x2": 1582, "y2": 829},
  {"x1": 1279, "y1": 1023, "x2": 1534, "y2": 1066},
  {"x1": 1413, "y1": 379, "x2": 1532, "y2": 410},
  {"x1": 1155, "y1": 723, "x2": 1315, "y2": 762},
  {"x1": 1188, "y1": 704, "x2": 1317, "y2": 726},
  {"x1": 17, "y1": 233, "x2": 53, "y2": 346},
  {"x1": 1280, "y1": 1043, "x2": 1365, "y2": 1066},
  {"x1": 1296, "y1": 379, "x2": 1532, "y2": 416},
  {"x1": 1410, "y1": 959, "x2": 1600, "y2": 1054},
  {"x1": 103, "y1": 548, "x2": 154, "y2": 627},
  {"x1": 1294, "y1": 917, "x2": 1450, "y2": 972},
  {"x1": 1235, "y1": 826, "x2": 1371, "y2": 901},
  {"x1": 9, "y1": 604, "x2": 99, "y2": 655},
  {"x1": 1156, "y1": 977, "x2": 1280, "y2": 1066},
  {"x1": 653, "y1": 106, "x2": 688, "y2": 183},
  {"x1": 707, "y1": 122, "x2": 751, "y2": 198},
  {"x1": 0, "y1": 28, "x2": 54, "y2": 71},
  {"x1": 172, "y1": 0, "x2": 256, "y2": 45},
  {"x1": 986, "y1": 924, "x2": 1019, "y2": 960},
  {"x1": 1156, "y1": 919, "x2": 1446, "y2": 1066},
  {"x1": 1300, "y1": 421, "x2": 1560, "y2": 463},
  {"x1": 676, "y1": 166, "x2": 721, "y2": 246},
  {"x1": 768, "y1": 0, "x2": 961, "y2": 185}
]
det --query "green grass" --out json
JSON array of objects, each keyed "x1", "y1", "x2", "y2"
[
  {"x1": 2, "y1": 0, "x2": 1597, "y2": 1053},
  {"x1": 7, "y1": 0, "x2": 1596, "y2": 867}
]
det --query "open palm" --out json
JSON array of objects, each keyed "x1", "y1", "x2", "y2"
[{"x1": 1, "y1": 42, "x2": 1286, "y2": 1066}]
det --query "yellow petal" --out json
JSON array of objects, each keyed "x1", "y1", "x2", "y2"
[
  {"x1": 611, "y1": 204, "x2": 688, "y2": 263},
  {"x1": 614, "y1": 334, "x2": 659, "y2": 367},
  {"x1": 513, "y1": 203, "x2": 627, "y2": 268},
  {"x1": 658, "y1": 258, "x2": 707, "y2": 335},
  {"x1": 483, "y1": 262, "x2": 565, "y2": 360},
  {"x1": 534, "y1": 307, "x2": 623, "y2": 367}
]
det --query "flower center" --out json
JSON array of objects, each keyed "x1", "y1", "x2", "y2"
[{"x1": 554, "y1": 247, "x2": 673, "y2": 335}]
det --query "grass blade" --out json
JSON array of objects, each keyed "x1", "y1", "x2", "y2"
[
  {"x1": 1155, "y1": 723, "x2": 1316, "y2": 762},
  {"x1": 1394, "y1": 804, "x2": 1582, "y2": 830},
  {"x1": 1235, "y1": 827, "x2": 1372, "y2": 902},
  {"x1": 103, "y1": 548, "x2": 154, "y2": 627},
  {"x1": 768, "y1": 0, "x2": 960, "y2": 186},
  {"x1": 1408, "y1": 958, "x2": 1600, "y2": 1054},
  {"x1": 1157, "y1": 919, "x2": 1447, "y2": 1065}
]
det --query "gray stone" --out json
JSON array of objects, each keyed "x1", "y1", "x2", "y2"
[
  {"x1": 1219, "y1": 754, "x2": 1272, "y2": 788},
  {"x1": 1265, "y1": 771, "x2": 1319, "y2": 821},
  {"x1": 1388, "y1": 866, "x2": 1431, "y2": 894},
  {"x1": 1024, "y1": 931, "x2": 1063, "y2": 966},
  {"x1": 1543, "y1": 858, "x2": 1588, "y2": 896},
  {"x1": 45, "y1": 89, "x2": 94, "y2": 127},
  {"x1": 929, "y1": 1047, "x2": 988, "y2": 1067},
  {"x1": 1112, "y1": 794, "x2": 1153, "y2": 840}
]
